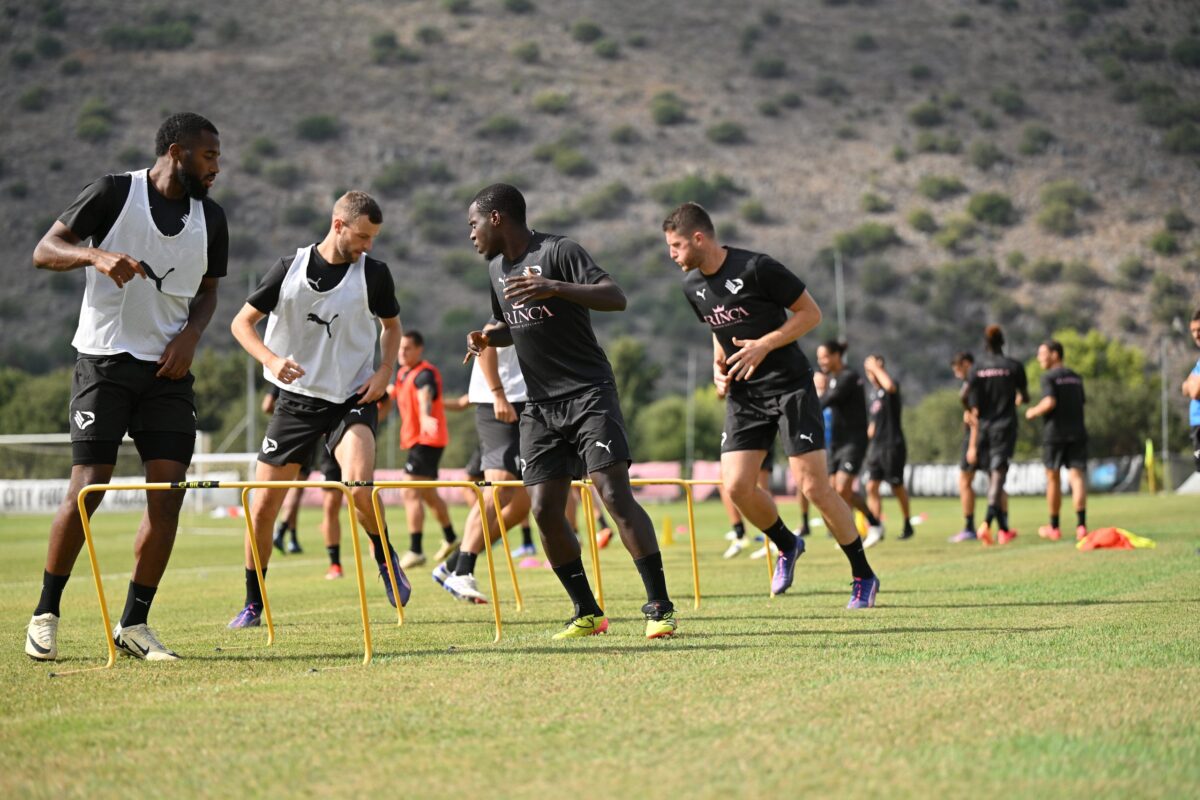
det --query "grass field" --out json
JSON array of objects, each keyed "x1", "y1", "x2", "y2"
[{"x1": 2, "y1": 493, "x2": 1198, "y2": 798}]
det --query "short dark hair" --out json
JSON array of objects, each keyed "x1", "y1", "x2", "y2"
[
  {"x1": 471, "y1": 183, "x2": 526, "y2": 227},
  {"x1": 1192, "y1": 307, "x2": 1200, "y2": 322},
  {"x1": 952, "y1": 351, "x2": 974, "y2": 366},
  {"x1": 155, "y1": 112, "x2": 218, "y2": 156},
  {"x1": 335, "y1": 191, "x2": 383, "y2": 225},
  {"x1": 984, "y1": 324, "x2": 1005, "y2": 353},
  {"x1": 662, "y1": 202, "x2": 715, "y2": 236},
  {"x1": 820, "y1": 339, "x2": 847, "y2": 356},
  {"x1": 402, "y1": 330, "x2": 424, "y2": 347},
  {"x1": 1043, "y1": 339, "x2": 1064, "y2": 359}
]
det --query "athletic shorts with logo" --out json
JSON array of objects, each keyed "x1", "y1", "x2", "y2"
[
  {"x1": 260, "y1": 390, "x2": 376, "y2": 468},
  {"x1": 70, "y1": 353, "x2": 196, "y2": 465},
  {"x1": 520, "y1": 384, "x2": 628, "y2": 486},
  {"x1": 405, "y1": 444, "x2": 443, "y2": 478},
  {"x1": 476, "y1": 402, "x2": 525, "y2": 476},
  {"x1": 1191, "y1": 426, "x2": 1200, "y2": 473},
  {"x1": 959, "y1": 428, "x2": 989, "y2": 472},
  {"x1": 828, "y1": 440, "x2": 868, "y2": 476},
  {"x1": 1043, "y1": 438, "x2": 1087, "y2": 471},
  {"x1": 978, "y1": 418, "x2": 1018, "y2": 471},
  {"x1": 865, "y1": 440, "x2": 907, "y2": 485},
  {"x1": 722, "y1": 379, "x2": 825, "y2": 458},
  {"x1": 305, "y1": 435, "x2": 341, "y2": 482}
]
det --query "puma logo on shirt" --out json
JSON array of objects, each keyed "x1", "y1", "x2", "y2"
[
  {"x1": 307, "y1": 276, "x2": 321, "y2": 291},
  {"x1": 695, "y1": 288, "x2": 706, "y2": 299},
  {"x1": 594, "y1": 440, "x2": 613, "y2": 454},
  {"x1": 799, "y1": 433, "x2": 814, "y2": 444},
  {"x1": 306, "y1": 312, "x2": 339, "y2": 338},
  {"x1": 139, "y1": 260, "x2": 176, "y2": 293}
]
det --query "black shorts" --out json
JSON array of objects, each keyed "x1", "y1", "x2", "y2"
[
  {"x1": 828, "y1": 440, "x2": 868, "y2": 476},
  {"x1": 1043, "y1": 438, "x2": 1087, "y2": 471},
  {"x1": 520, "y1": 385, "x2": 629, "y2": 486},
  {"x1": 405, "y1": 444, "x2": 444, "y2": 478},
  {"x1": 865, "y1": 441, "x2": 907, "y2": 484},
  {"x1": 260, "y1": 390, "x2": 376, "y2": 468},
  {"x1": 475, "y1": 402, "x2": 525, "y2": 477},
  {"x1": 978, "y1": 418, "x2": 1018, "y2": 472},
  {"x1": 313, "y1": 436, "x2": 341, "y2": 482},
  {"x1": 722, "y1": 380, "x2": 825, "y2": 458},
  {"x1": 1193, "y1": 427, "x2": 1200, "y2": 473},
  {"x1": 70, "y1": 353, "x2": 196, "y2": 465},
  {"x1": 464, "y1": 447, "x2": 484, "y2": 481},
  {"x1": 959, "y1": 429, "x2": 989, "y2": 472}
]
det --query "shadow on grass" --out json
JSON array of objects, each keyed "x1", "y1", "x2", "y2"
[{"x1": 681, "y1": 624, "x2": 1067, "y2": 638}]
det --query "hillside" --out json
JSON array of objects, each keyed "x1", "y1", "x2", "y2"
[{"x1": 1, "y1": 0, "x2": 1198, "y2": 398}]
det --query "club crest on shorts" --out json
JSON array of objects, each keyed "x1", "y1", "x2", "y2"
[
  {"x1": 73, "y1": 410, "x2": 95, "y2": 430},
  {"x1": 261, "y1": 436, "x2": 278, "y2": 454}
]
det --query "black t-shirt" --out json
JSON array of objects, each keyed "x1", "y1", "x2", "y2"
[
  {"x1": 682, "y1": 247, "x2": 812, "y2": 398},
  {"x1": 1040, "y1": 366, "x2": 1086, "y2": 442},
  {"x1": 820, "y1": 367, "x2": 868, "y2": 447},
  {"x1": 968, "y1": 353, "x2": 1028, "y2": 426},
  {"x1": 411, "y1": 367, "x2": 439, "y2": 401},
  {"x1": 487, "y1": 231, "x2": 615, "y2": 402},
  {"x1": 58, "y1": 173, "x2": 228, "y2": 278},
  {"x1": 248, "y1": 247, "x2": 400, "y2": 319},
  {"x1": 869, "y1": 383, "x2": 904, "y2": 447}
]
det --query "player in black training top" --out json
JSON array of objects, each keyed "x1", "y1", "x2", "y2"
[
  {"x1": 966, "y1": 325, "x2": 1028, "y2": 546},
  {"x1": 464, "y1": 183, "x2": 677, "y2": 639},
  {"x1": 664, "y1": 202, "x2": 878, "y2": 610},
  {"x1": 1025, "y1": 340, "x2": 1088, "y2": 541},
  {"x1": 817, "y1": 341, "x2": 888, "y2": 541},
  {"x1": 862, "y1": 354, "x2": 915, "y2": 546},
  {"x1": 25, "y1": 113, "x2": 226, "y2": 663}
]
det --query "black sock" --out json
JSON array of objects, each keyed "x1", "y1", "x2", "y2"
[
  {"x1": 442, "y1": 525, "x2": 456, "y2": 544},
  {"x1": 410, "y1": 532, "x2": 423, "y2": 555},
  {"x1": 120, "y1": 581, "x2": 158, "y2": 627},
  {"x1": 34, "y1": 570, "x2": 70, "y2": 617},
  {"x1": 863, "y1": 509, "x2": 880, "y2": 527},
  {"x1": 840, "y1": 538, "x2": 875, "y2": 580},
  {"x1": 444, "y1": 551, "x2": 460, "y2": 573},
  {"x1": 244, "y1": 568, "x2": 266, "y2": 607},
  {"x1": 596, "y1": 511, "x2": 610, "y2": 530},
  {"x1": 802, "y1": 508, "x2": 810, "y2": 526},
  {"x1": 732, "y1": 521, "x2": 746, "y2": 539},
  {"x1": 551, "y1": 557, "x2": 602, "y2": 618},
  {"x1": 367, "y1": 532, "x2": 392, "y2": 566},
  {"x1": 903, "y1": 519, "x2": 914, "y2": 535},
  {"x1": 634, "y1": 551, "x2": 671, "y2": 607},
  {"x1": 965, "y1": 514, "x2": 975, "y2": 531},
  {"x1": 521, "y1": 525, "x2": 534, "y2": 547},
  {"x1": 762, "y1": 517, "x2": 797, "y2": 553},
  {"x1": 1077, "y1": 509, "x2": 1086, "y2": 528},
  {"x1": 275, "y1": 521, "x2": 288, "y2": 537},
  {"x1": 998, "y1": 509, "x2": 1009, "y2": 531},
  {"x1": 326, "y1": 544, "x2": 340, "y2": 566},
  {"x1": 1050, "y1": 514, "x2": 1060, "y2": 529},
  {"x1": 455, "y1": 551, "x2": 478, "y2": 577},
  {"x1": 985, "y1": 505, "x2": 997, "y2": 526}
]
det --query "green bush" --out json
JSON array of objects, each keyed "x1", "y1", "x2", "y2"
[
  {"x1": 117, "y1": 145, "x2": 144, "y2": 167},
  {"x1": 503, "y1": 0, "x2": 536, "y2": 12},
  {"x1": 706, "y1": 121, "x2": 747, "y2": 145},
  {"x1": 263, "y1": 161, "x2": 303, "y2": 189},
  {"x1": 59, "y1": 58, "x2": 82, "y2": 75},
  {"x1": 18, "y1": 86, "x2": 50, "y2": 112},
  {"x1": 967, "y1": 192, "x2": 1017, "y2": 225},
  {"x1": 950, "y1": 12, "x2": 973, "y2": 29},
  {"x1": 778, "y1": 92, "x2": 803, "y2": 109},
  {"x1": 969, "y1": 140, "x2": 1006, "y2": 170},
  {"x1": 610, "y1": 124, "x2": 640, "y2": 145},
  {"x1": 752, "y1": 56, "x2": 787, "y2": 78},
  {"x1": 860, "y1": 257, "x2": 900, "y2": 295},
  {"x1": 34, "y1": 34, "x2": 64, "y2": 58},
  {"x1": 908, "y1": 101, "x2": 944, "y2": 127},
  {"x1": 102, "y1": 12, "x2": 196, "y2": 51},
  {"x1": 915, "y1": 131, "x2": 962, "y2": 154},
  {"x1": 650, "y1": 91, "x2": 687, "y2": 125},
  {"x1": 852, "y1": 33, "x2": 878, "y2": 51},
  {"x1": 76, "y1": 98, "x2": 114, "y2": 142},
  {"x1": 373, "y1": 161, "x2": 419, "y2": 196},
  {"x1": 1150, "y1": 273, "x2": 1192, "y2": 324},
  {"x1": 650, "y1": 173, "x2": 741, "y2": 209},
  {"x1": 740, "y1": 199, "x2": 769, "y2": 224},
  {"x1": 1165, "y1": 208, "x2": 1193, "y2": 232},
  {"x1": 551, "y1": 148, "x2": 593, "y2": 177},
  {"x1": 1171, "y1": 36, "x2": 1200, "y2": 68},
  {"x1": 1019, "y1": 125, "x2": 1056, "y2": 155},
  {"x1": 1116, "y1": 256, "x2": 1149, "y2": 288},
  {"x1": 910, "y1": 63, "x2": 933, "y2": 80},
  {"x1": 594, "y1": 39, "x2": 620, "y2": 59},
  {"x1": 1136, "y1": 85, "x2": 1200, "y2": 128},
  {"x1": 1063, "y1": 259, "x2": 1101, "y2": 286},
  {"x1": 1040, "y1": 180, "x2": 1096, "y2": 210},
  {"x1": 248, "y1": 136, "x2": 278, "y2": 157},
  {"x1": 10, "y1": 50, "x2": 33, "y2": 68},
  {"x1": 1085, "y1": 27, "x2": 1165, "y2": 62},
  {"x1": 973, "y1": 110, "x2": 997, "y2": 130},
  {"x1": 892, "y1": 145, "x2": 909, "y2": 163},
  {"x1": 533, "y1": 206, "x2": 580, "y2": 229},
  {"x1": 1021, "y1": 258, "x2": 1063, "y2": 283},
  {"x1": 991, "y1": 85, "x2": 1027, "y2": 116},
  {"x1": 477, "y1": 114, "x2": 523, "y2": 140},
  {"x1": 758, "y1": 100, "x2": 781, "y2": 118},
  {"x1": 1165, "y1": 122, "x2": 1200, "y2": 155},
  {"x1": 917, "y1": 174, "x2": 967, "y2": 201},
  {"x1": 832, "y1": 223, "x2": 901, "y2": 256},
  {"x1": 532, "y1": 91, "x2": 570, "y2": 114},
  {"x1": 370, "y1": 31, "x2": 419, "y2": 64},
  {"x1": 1005, "y1": 251, "x2": 1027, "y2": 271},
  {"x1": 815, "y1": 76, "x2": 850, "y2": 100},
  {"x1": 442, "y1": 0, "x2": 471, "y2": 14},
  {"x1": 1149, "y1": 230, "x2": 1180, "y2": 255},
  {"x1": 571, "y1": 20, "x2": 603, "y2": 43},
  {"x1": 577, "y1": 182, "x2": 633, "y2": 219},
  {"x1": 1037, "y1": 203, "x2": 1080, "y2": 236},
  {"x1": 835, "y1": 125, "x2": 858, "y2": 140},
  {"x1": 933, "y1": 216, "x2": 977, "y2": 251},
  {"x1": 296, "y1": 115, "x2": 340, "y2": 142},
  {"x1": 861, "y1": 192, "x2": 893, "y2": 214},
  {"x1": 908, "y1": 208, "x2": 937, "y2": 233},
  {"x1": 512, "y1": 41, "x2": 539, "y2": 63},
  {"x1": 282, "y1": 204, "x2": 319, "y2": 227}
]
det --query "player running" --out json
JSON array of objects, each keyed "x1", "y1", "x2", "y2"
[
  {"x1": 1185, "y1": 309, "x2": 1200, "y2": 475},
  {"x1": 1025, "y1": 340, "x2": 1088, "y2": 541},
  {"x1": 862, "y1": 354, "x2": 914, "y2": 546},
  {"x1": 967, "y1": 325, "x2": 1027, "y2": 546},
  {"x1": 663, "y1": 202, "x2": 878, "y2": 609},
  {"x1": 465, "y1": 183, "x2": 677, "y2": 638}
]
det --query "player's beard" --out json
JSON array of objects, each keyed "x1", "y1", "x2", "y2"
[{"x1": 177, "y1": 164, "x2": 209, "y2": 200}]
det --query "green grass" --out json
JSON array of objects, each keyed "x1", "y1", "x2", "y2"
[{"x1": 2, "y1": 494, "x2": 1199, "y2": 796}]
